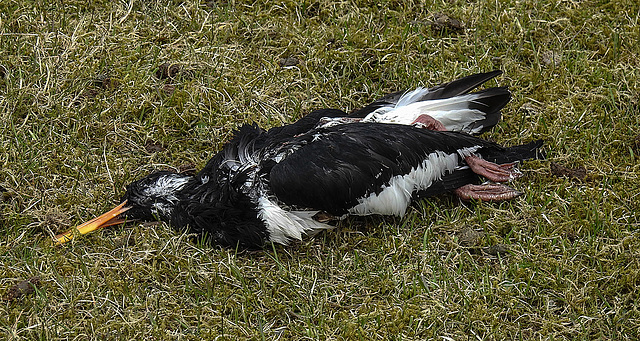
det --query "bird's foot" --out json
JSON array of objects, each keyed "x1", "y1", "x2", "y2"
[
  {"x1": 454, "y1": 183, "x2": 523, "y2": 202},
  {"x1": 464, "y1": 155, "x2": 522, "y2": 182},
  {"x1": 412, "y1": 114, "x2": 447, "y2": 131}
]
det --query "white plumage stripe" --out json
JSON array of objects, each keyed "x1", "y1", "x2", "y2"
[{"x1": 348, "y1": 147, "x2": 477, "y2": 216}]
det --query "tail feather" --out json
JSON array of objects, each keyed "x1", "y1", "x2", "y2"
[
  {"x1": 458, "y1": 87, "x2": 511, "y2": 134},
  {"x1": 482, "y1": 140, "x2": 545, "y2": 164},
  {"x1": 407, "y1": 70, "x2": 504, "y2": 101},
  {"x1": 361, "y1": 86, "x2": 511, "y2": 134}
]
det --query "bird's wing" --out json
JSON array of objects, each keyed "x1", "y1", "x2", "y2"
[
  {"x1": 267, "y1": 123, "x2": 493, "y2": 215},
  {"x1": 349, "y1": 70, "x2": 504, "y2": 118}
]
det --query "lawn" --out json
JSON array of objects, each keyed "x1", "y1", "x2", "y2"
[{"x1": 1, "y1": 0, "x2": 639, "y2": 339}]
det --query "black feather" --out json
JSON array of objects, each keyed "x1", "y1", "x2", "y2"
[{"x1": 462, "y1": 87, "x2": 511, "y2": 133}]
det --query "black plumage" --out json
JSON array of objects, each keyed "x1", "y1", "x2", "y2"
[{"x1": 269, "y1": 124, "x2": 501, "y2": 214}]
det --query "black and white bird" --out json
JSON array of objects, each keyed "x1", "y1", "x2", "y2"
[{"x1": 56, "y1": 71, "x2": 542, "y2": 248}]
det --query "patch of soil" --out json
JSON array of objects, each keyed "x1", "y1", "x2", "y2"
[
  {"x1": 94, "y1": 74, "x2": 119, "y2": 89},
  {"x1": 80, "y1": 88, "x2": 100, "y2": 100},
  {"x1": 75, "y1": 72, "x2": 119, "y2": 104},
  {"x1": 431, "y1": 13, "x2": 464, "y2": 34},
  {"x1": 161, "y1": 84, "x2": 176, "y2": 96},
  {"x1": 484, "y1": 244, "x2": 509, "y2": 256},
  {"x1": 3, "y1": 277, "x2": 40, "y2": 302},
  {"x1": 550, "y1": 162, "x2": 587, "y2": 180},
  {"x1": 278, "y1": 57, "x2": 300, "y2": 67},
  {"x1": 457, "y1": 226, "x2": 484, "y2": 247},
  {"x1": 144, "y1": 140, "x2": 166, "y2": 153},
  {"x1": 156, "y1": 62, "x2": 182, "y2": 80}
]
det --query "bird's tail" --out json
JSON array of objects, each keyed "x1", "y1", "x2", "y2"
[
  {"x1": 481, "y1": 140, "x2": 545, "y2": 164},
  {"x1": 352, "y1": 70, "x2": 510, "y2": 134}
]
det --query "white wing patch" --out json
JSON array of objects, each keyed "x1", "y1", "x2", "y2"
[
  {"x1": 348, "y1": 147, "x2": 478, "y2": 216},
  {"x1": 362, "y1": 92, "x2": 487, "y2": 133},
  {"x1": 257, "y1": 196, "x2": 333, "y2": 245}
]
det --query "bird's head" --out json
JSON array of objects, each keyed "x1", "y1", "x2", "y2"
[
  {"x1": 120, "y1": 171, "x2": 192, "y2": 221},
  {"x1": 55, "y1": 171, "x2": 193, "y2": 245}
]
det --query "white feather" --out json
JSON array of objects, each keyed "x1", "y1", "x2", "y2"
[
  {"x1": 395, "y1": 87, "x2": 430, "y2": 107},
  {"x1": 257, "y1": 196, "x2": 333, "y2": 244}
]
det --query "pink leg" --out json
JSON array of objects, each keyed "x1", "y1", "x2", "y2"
[
  {"x1": 412, "y1": 114, "x2": 446, "y2": 131},
  {"x1": 411, "y1": 115, "x2": 523, "y2": 202},
  {"x1": 454, "y1": 184, "x2": 523, "y2": 202},
  {"x1": 464, "y1": 155, "x2": 522, "y2": 182}
]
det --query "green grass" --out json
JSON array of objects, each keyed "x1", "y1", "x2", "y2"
[{"x1": 1, "y1": 0, "x2": 639, "y2": 339}]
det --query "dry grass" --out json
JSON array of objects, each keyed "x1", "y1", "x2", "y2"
[{"x1": 1, "y1": 0, "x2": 639, "y2": 339}]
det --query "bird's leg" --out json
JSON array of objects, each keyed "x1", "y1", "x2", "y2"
[
  {"x1": 453, "y1": 155, "x2": 524, "y2": 202},
  {"x1": 411, "y1": 115, "x2": 524, "y2": 202},
  {"x1": 464, "y1": 155, "x2": 522, "y2": 182},
  {"x1": 454, "y1": 184, "x2": 523, "y2": 202},
  {"x1": 411, "y1": 115, "x2": 447, "y2": 131}
]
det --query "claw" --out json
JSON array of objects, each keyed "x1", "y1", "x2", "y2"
[
  {"x1": 454, "y1": 183, "x2": 523, "y2": 202},
  {"x1": 464, "y1": 155, "x2": 522, "y2": 182}
]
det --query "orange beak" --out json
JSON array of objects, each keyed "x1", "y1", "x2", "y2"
[{"x1": 55, "y1": 201, "x2": 131, "y2": 245}]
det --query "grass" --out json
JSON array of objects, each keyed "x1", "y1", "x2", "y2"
[{"x1": 1, "y1": 0, "x2": 639, "y2": 339}]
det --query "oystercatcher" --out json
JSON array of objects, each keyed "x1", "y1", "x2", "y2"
[{"x1": 56, "y1": 71, "x2": 542, "y2": 248}]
